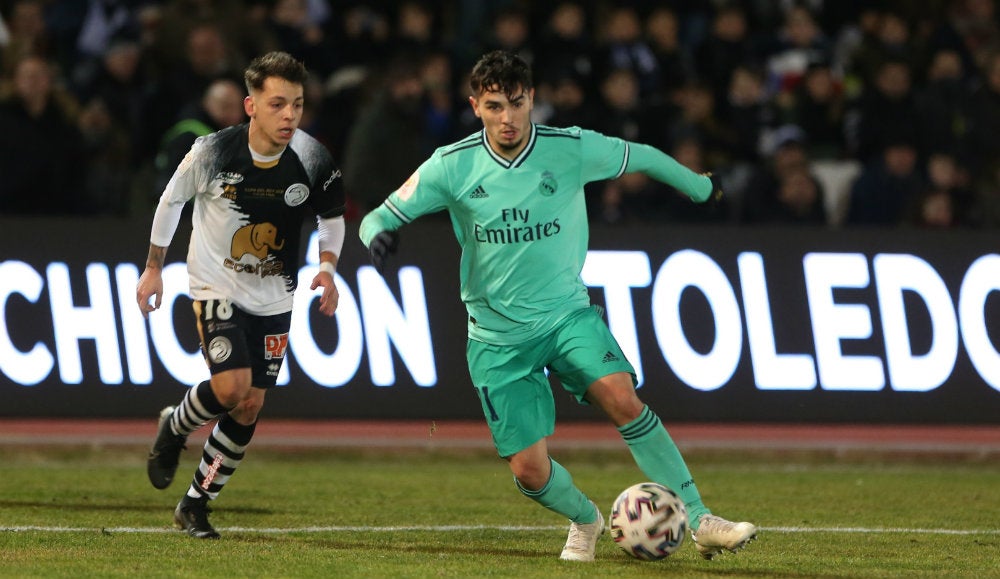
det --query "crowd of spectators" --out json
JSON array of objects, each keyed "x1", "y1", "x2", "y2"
[{"x1": 0, "y1": 0, "x2": 998, "y2": 229}]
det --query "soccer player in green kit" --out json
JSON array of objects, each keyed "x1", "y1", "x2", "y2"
[{"x1": 359, "y1": 50, "x2": 756, "y2": 562}]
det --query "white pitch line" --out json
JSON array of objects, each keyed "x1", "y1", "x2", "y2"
[
  {"x1": 1, "y1": 525, "x2": 998, "y2": 535},
  {"x1": 761, "y1": 526, "x2": 1000, "y2": 535}
]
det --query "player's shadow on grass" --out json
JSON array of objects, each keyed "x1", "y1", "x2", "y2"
[{"x1": 0, "y1": 499, "x2": 272, "y2": 515}]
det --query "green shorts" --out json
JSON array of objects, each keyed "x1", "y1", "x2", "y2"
[{"x1": 466, "y1": 306, "x2": 636, "y2": 457}]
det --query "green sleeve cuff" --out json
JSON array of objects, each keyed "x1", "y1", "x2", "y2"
[{"x1": 359, "y1": 204, "x2": 404, "y2": 247}]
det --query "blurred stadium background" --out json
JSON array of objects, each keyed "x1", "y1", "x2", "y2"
[{"x1": 1, "y1": 1, "x2": 998, "y2": 441}]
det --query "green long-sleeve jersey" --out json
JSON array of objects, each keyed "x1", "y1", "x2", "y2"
[{"x1": 359, "y1": 124, "x2": 712, "y2": 345}]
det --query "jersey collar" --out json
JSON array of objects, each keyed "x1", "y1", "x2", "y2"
[{"x1": 481, "y1": 123, "x2": 537, "y2": 169}]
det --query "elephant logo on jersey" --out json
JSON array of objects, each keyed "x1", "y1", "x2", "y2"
[
  {"x1": 538, "y1": 171, "x2": 558, "y2": 197},
  {"x1": 230, "y1": 222, "x2": 285, "y2": 260}
]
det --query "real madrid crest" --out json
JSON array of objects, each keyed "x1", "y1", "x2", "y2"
[{"x1": 538, "y1": 171, "x2": 558, "y2": 197}]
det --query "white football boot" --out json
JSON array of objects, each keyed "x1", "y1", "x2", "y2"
[
  {"x1": 691, "y1": 514, "x2": 758, "y2": 560},
  {"x1": 559, "y1": 500, "x2": 605, "y2": 561}
]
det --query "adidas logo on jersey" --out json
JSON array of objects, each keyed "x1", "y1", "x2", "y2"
[
  {"x1": 602, "y1": 351, "x2": 619, "y2": 363},
  {"x1": 470, "y1": 185, "x2": 489, "y2": 198}
]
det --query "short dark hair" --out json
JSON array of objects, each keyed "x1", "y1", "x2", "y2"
[
  {"x1": 244, "y1": 51, "x2": 308, "y2": 93},
  {"x1": 469, "y1": 50, "x2": 532, "y2": 99}
]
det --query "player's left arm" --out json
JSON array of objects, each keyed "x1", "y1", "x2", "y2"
[
  {"x1": 306, "y1": 149, "x2": 348, "y2": 317},
  {"x1": 625, "y1": 141, "x2": 719, "y2": 203},
  {"x1": 310, "y1": 215, "x2": 344, "y2": 317},
  {"x1": 579, "y1": 129, "x2": 718, "y2": 203}
]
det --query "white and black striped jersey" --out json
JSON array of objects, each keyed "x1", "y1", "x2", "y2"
[{"x1": 152, "y1": 123, "x2": 345, "y2": 315}]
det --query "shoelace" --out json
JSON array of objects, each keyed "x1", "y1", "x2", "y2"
[
  {"x1": 693, "y1": 516, "x2": 729, "y2": 540},
  {"x1": 565, "y1": 527, "x2": 588, "y2": 550},
  {"x1": 565, "y1": 521, "x2": 597, "y2": 550}
]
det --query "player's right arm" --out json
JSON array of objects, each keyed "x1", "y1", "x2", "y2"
[
  {"x1": 136, "y1": 142, "x2": 206, "y2": 317},
  {"x1": 136, "y1": 183, "x2": 187, "y2": 318},
  {"x1": 137, "y1": 244, "x2": 167, "y2": 318},
  {"x1": 359, "y1": 154, "x2": 450, "y2": 272},
  {"x1": 359, "y1": 204, "x2": 402, "y2": 272}
]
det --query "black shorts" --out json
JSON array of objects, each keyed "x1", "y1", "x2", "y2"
[{"x1": 193, "y1": 299, "x2": 292, "y2": 388}]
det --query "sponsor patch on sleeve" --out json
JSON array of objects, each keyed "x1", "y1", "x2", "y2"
[{"x1": 397, "y1": 170, "x2": 420, "y2": 202}]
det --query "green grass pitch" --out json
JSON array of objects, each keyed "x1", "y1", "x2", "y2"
[{"x1": 1, "y1": 444, "x2": 998, "y2": 578}]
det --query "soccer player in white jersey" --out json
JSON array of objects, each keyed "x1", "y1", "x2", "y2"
[
  {"x1": 136, "y1": 51, "x2": 347, "y2": 538},
  {"x1": 360, "y1": 50, "x2": 756, "y2": 561}
]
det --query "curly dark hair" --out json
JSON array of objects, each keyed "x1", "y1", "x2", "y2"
[
  {"x1": 244, "y1": 51, "x2": 308, "y2": 93},
  {"x1": 469, "y1": 50, "x2": 533, "y2": 99}
]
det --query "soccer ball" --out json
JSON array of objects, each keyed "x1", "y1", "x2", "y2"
[{"x1": 609, "y1": 482, "x2": 688, "y2": 561}]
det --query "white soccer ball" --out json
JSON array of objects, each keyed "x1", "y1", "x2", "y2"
[{"x1": 609, "y1": 482, "x2": 688, "y2": 561}]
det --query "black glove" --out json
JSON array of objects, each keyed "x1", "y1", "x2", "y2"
[{"x1": 369, "y1": 230, "x2": 400, "y2": 274}]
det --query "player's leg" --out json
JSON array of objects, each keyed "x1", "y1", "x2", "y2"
[
  {"x1": 507, "y1": 439, "x2": 604, "y2": 562},
  {"x1": 174, "y1": 380, "x2": 262, "y2": 539},
  {"x1": 147, "y1": 378, "x2": 227, "y2": 489},
  {"x1": 467, "y1": 337, "x2": 602, "y2": 561},
  {"x1": 551, "y1": 306, "x2": 757, "y2": 559},
  {"x1": 587, "y1": 379, "x2": 757, "y2": 558},
  {"x1": 584, "y1": 372, "x2": 709, "y2": 520},
  {"x1": 507, "y1": 439, "x2": 597, "y2": 527},
  {"x1": 147, "y1": 299, "x2": 246, "y2": 490},
  {"x1": 175, "y1": 307, "x2": 290, "y2": 538}
]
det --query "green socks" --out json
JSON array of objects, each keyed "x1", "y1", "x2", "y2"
[
  {"x1": 516, "y1": 457, "x2": 597, "y2": 523},
  {"x1": 618, "y1": 405, "x2": 710, "y2": 528},
  {"x1": 513, "y1": 407, "x2": 709, "y2": 529}
]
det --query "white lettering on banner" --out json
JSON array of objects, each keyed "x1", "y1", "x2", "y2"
[
  {"x1": 357, "y1": 266, "x2": 437, "y2": 387},
  {"x1": 1, "y1": 249, "x2": 998, "y2": 395},
  {"x1": 115, "y1": 264, "x2": 153, "y2": 384},
  {"x1": 651, "y1": 250, "x2": 742, "y2": 391},
  {"x1": 959, "y1": 255, "x2": 1000, "y2": 392},
  {"x1": 738, "y1": 252, "x2": 816, "y2": 390},
  {"x1": 873, "y1": 254, "x2": 957, "y2": 392},
  {"x1": 288, "y1": 266, "x2": 363, "y2": 387},
  {"x1": 0, "y1": 260, "x2": 53, "y2": 384},
  {"x1": 581, "y1": 251, "x2": 651, "y2": 387},
  {"x1": 803, "y1": 253, "x2": 884, "y2": 391},
  {"x1": 149, "y1": 263, "x2": 207, "y2": 385},
  {"x1": 47, "y1": 263, "x2": 122, "y2": 384}
]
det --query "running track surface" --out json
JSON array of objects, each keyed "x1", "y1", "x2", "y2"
[{"x1": 0, "y1": 419, "x2": 998, "y2": 456}]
